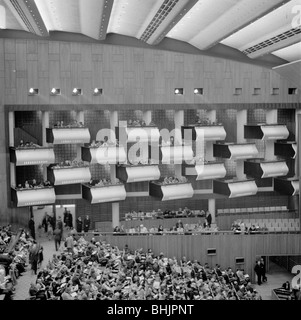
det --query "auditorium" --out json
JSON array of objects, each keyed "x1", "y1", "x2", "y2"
[{"x1": 0, "y1": 0, "x2": 300, "y2": 301}]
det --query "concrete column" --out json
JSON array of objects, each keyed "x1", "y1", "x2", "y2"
[
  {"x1": 143, "y1": 111, "x2": 152, "y2": 125},
  {"x1": 236, "y1": 110, "x2": 247, "y2": 179},
  {"x1": 206, "y1": 110, "x2": 217, "y2": 161},
  {"x1": 112, "y1": 202, "x2": 120, "y2": 229},
  {"x1": 41, "y1": 111, "x2": 50, "y2": 180},
  {"x1": 208, "y1": 198, "x2": 216, "y2": 224},
  {"x1": 77, "y1": 111, "x2": 85, "y2": 160},
  {"x1": 110, "y1": 111, "x2": 120, "y2": 228},
  {"x1": 265, "y1": 110, "x2": 277, "y2": 160},
  {"x1": 8, "y1": 111, "x2": 15, "y2": 147},
  {"x1": 9, "y1": 112, "x2": 16, "y2": 187},
  {"x1": 295, "y1": 110, "x2": 301, "y2": 176},
  {"x1": 174, "y1": 110, "x2": 184, "y2": 177},
  {"x1": 41, "y1": 111, "x2": 49, "y2": 146}
]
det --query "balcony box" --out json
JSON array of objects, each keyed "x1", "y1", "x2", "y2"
[
  {"x1": 149, "y1": 181, "x2": 194, "y2": 201},
  {"x1": 181, "y1": 125, "x2": 226, "y2": 141},
  {"x1": 184, "y1": 162, "x2": 227, "y2": 180},
  {"x1": 149, "y1": 145, "x2": 194, "y2": 164},
  {"x1": 116, "y1": 164, "x2": 160, "y2": 183},
  {"x1": 10, "y1": 147, "x2": 55, "y2": 166},
  {"x1": 213, "y1": 179, "x2": 258, "y2": 198},
  {"x1": 11, "y1": 187, "x2": 56, "y2": 207},
  {"x1": 274, "y1": 177, "x2": 299, "y2": 196},
  {"x1": 274, "y1": 141, "x2": 297, "y2": 159},
  {"x1": 213, "y1": 143, "x2": 258, "y2": 160},
  {"x1": 244, "y1": 124, "x2": 289, "y2": 140},
  {"x1": 46, "y1": 127, "x2": 90, "y2": 144},
  {"x1": 47, "y1": 166, "x2": 91, "y2": 185},
  {"x1": 244, "y1": 159, "x2": 289, "y2": 179},
  {"x1": 116, "y1": 126, "x2": 160, "y2": 143},
  {"x1": 82, "y1": 183, "x2": 126, "y2": 204},
  {"x1": 81, "y1": 145, "x2": 127, "y2": 164}
]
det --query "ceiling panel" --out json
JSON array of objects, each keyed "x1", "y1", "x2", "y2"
[
  {"x1": 222, "y1": 0, "x2": 300, "y2": 51},
  {"x1": 35, "y1": 0, "x2": 81, "y2": 33},
  {"x1": 107, "y1": 0, "x2": 163, "y2": 38},
  {"x1": 273, "y1": 42, "x2": 301, "y2": 62},
  {"x1": 0, "y1": 0, "x2": 25, "y2": 30}
]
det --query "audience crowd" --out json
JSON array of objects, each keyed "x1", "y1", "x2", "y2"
[
  {"x1": 0, "y1": 226, "x2": 32, "y2": 300},
  {"x1": 26, "y1": 236, "x2": 262, "y2": 300}
]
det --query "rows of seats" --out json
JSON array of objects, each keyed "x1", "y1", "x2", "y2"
[
  {"x1": 234, "y1": 218, "x2": 300, "y2": 232},
  {"x1": 218, "y1": 206, "x2": 288, "y2": 214}
]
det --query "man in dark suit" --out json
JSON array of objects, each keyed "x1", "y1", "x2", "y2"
[
  {"x1": 28, "y1": 217, "x2": 35, "y2": 240},
  {"x1": 205, "y1": 211, "x2": 212, "y2": 228},
  {"x1": 83, "y1": 215, "x2": 90, "y2": 233}
]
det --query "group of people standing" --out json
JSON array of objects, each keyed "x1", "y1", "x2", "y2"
[{"x1": 254, "y1": 258, "x2": 267, "y2": 285}]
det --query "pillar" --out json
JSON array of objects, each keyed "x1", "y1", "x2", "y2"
[
  {"x1": 265, "y1": 110, "x2": 277, "y2": 160},
  {"x1": 208, "y1": 198, "x2": 216, "y2": 224},
  {"x1": 143, "y1": 111, "x2": 152, "y2": 125},
  {"x1": 110, "y1": 111, "x2": 120, "y2": 228},
  {"x1": 76, "y1": 111, "x2": 85, "y2": 160},
  {"x1": 236, "y1": 110, "x2": 247, "y2": 179},
  {"x1": 174, "y1": 110, "x2": 184, "y2": 177},
  {"x1": 206, "y1": 110, "x2": 216, "y2": 161},
  {"x1": 9, "y1": 112, "x2": 16, "y2": 187},
  {"x1": 41, "y1": 111, "x2": 50, "y2": 180},
  {"x1": 112, "y1": 202, "x2": 120, "y2": 229}
]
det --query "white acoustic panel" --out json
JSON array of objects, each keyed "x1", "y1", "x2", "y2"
[
  {"x1": 53, "y1": 167, "x2": 91, "y2": 185},
  {"x1": 90, "y1": 185, "x2": 126, "y2": 204},
  {"x1": 260, "y1": 161, "x2": 289, "y2": 178},
  {"x1": 90, "y1": 146, "x2": 127, "y2": 164},
  {"x1": 161, "y1": 183, "x2": 194, "y2": 201},
  {"x1": 126, "y1": 127, "x2": 160, "y2": 143},
  {"x1": 292, "y1": 143, "x2": 297, "y2": 159},
  {"x1": 195, "y1": 126, "x2": 226, "y2": 141},
  {"x1": 261, "y1": 125, "x2": 289, "y2": 140},
  {"x1": 15, "y1": 148, "x2": 55, "y2": 166},
  {"x1": 161, "y1": 145, "x2": 194, "y2": 164},
  {"x1": 125, "y1": 165, "x2": 160, "y2": 183},
  {"x1": 51, "y1": 128, "x2": 90, "y2": 144},
  {"x1": 16, "y1": 188, "x2": 56, "y2": 207},
  {"x1": 228, "y1": 144, "x2": 258, "y2": 160},
  {"x1": 228, "y1": 180, "x2": 258, "y2": 198},
  {"x1": 292, "y1": 180, "x2": 299, "y2": 196},
  {"x1": 194, "y1": 163, "x2": 227, "y2": 180}
]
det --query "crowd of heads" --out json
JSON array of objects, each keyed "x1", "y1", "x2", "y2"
[
  {"x1": 26, "y1": 236, "x2": 262, "y2": 300},
  {"x1": 0, "y1": 227, "x2": 32, "y2": 299}
]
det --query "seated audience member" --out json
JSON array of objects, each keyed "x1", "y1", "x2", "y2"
[{"x1": 139, "y1": 224, "x2": 148, "y2": 234}]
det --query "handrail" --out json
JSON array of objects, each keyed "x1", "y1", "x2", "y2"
[{"x1": 83, "y1": 230, "x2": 300, "y2": 236}]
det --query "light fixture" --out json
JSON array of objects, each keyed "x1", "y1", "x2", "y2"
[
  {"x1": 50, "y1": 88, "x2": 61, "y2": 95},
  {"x1": 72, "y1": 88, "x2": 82, "y2": 96},
  {"x1": 174, "y1": 88, "x2": 184, "y2": 95},
  {"x1": 93, "y1": 88, "x2": 103, "y2": 95},
  {"x1": 28, "y1": 88, "x2": 39, "y2": 95},
  {"x1": 194, "y1": 88, "x2": 203, "y2": 95}
]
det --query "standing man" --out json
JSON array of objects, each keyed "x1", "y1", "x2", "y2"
[
  {"x1": 83, "y1": 215, "x2": 90, "y2": 233},
  {"x1": 254, "y1": 260, "x2": 262, "y2": 285},
  {"x1": 205, "y1": 211, "x2": 212, "y2": 228},
  {"x1": 260, "y1": 257, "x2": 267, "y2": 282},
  {"x1": 53, "y1": 226, "x2": 62, "y2": 251},
  {"x1": 76, "y1": 216, "x2": 83, "y2": 233},
  {"x1": 56, "y1": 216, "x2": 63, "y2": 239},
  {"x1": 28, "y1": 216, "x2": 35, "y2": 240}
]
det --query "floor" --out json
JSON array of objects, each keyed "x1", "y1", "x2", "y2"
[
  {"x1": 12, "y1": 232, "x2": 294, "y2": 300},
  {"x1": 253, "y1": 261, "x2": 293, "y2": 300}
]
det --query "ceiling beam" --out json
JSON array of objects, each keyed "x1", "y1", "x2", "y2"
[
  {"x1": 191, "y1": 0, "x2": 291, "y2": 50},
  {"x1": 4, "y1": 0, "x2": 48, "y2": 36},
  {"x1": 99, "y1": 0, "x2": 114, "y2": 40},
  {"x1": 245, "y1": 32, "x2": 301, "y2": 59},
  {"x1": 150, "y1": 0, "x2": 199, "y2": 46},
  {"x1": 139, "y1": 0, "x2": 197, "y2": 46}
]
